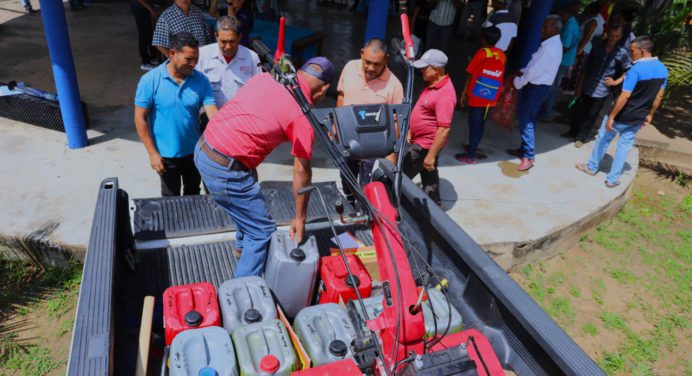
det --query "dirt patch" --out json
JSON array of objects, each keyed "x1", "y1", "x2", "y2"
[{"x1": 510, "y1": 168, "x2": 692, "y2": 375}]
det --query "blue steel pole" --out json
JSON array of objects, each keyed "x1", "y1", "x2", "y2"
[
  {"x1": 516, "y1": 0, "x2": 554, "y2": 68},
  {"x1": 364, "y1": 0, "x2": 389, "y2": 44},
  {"x1": 38, "y1": 0, "x2": 88, "y2": 148}
]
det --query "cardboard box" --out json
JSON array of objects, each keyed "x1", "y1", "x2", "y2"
[{"x1": 276, "y1": 304, "x2": 311, "y2": 370}]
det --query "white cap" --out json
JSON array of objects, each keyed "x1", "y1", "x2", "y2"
[{"x1": 413, "y1": 49, "x2": 448, "y2": 68}]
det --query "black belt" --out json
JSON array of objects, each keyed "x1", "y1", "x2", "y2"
[{"x1": 199, "y1": 140, "x2": 250, "y2": 172}]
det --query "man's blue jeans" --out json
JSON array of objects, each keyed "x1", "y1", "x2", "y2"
[
  {"x1": 517, "y1": 83, "x2": 550, "y2": 160},
  {"x1": 539, "y1": 65, "x2": 569, "y2": 118},
  {"x1": 587, "y1": 117, "x2": 641, "y2": 185},
  {"x1": 194, "y1": 141, "x2": 277, "y2": 277},
  {"x1": 467, "y1": 106, "x2": 487, "y2": 159}
]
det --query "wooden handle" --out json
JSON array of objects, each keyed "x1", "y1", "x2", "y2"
[{"x1": 136, "y1": 296, "x2": 155, "y2": 376}]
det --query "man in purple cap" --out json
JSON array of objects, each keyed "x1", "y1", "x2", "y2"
[{"x1": 196, "y1": 57, "x2": 333, "y2": 277}]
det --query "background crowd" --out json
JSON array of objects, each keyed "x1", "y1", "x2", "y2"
[{"x1": 130, "y1": 0, "x2": 669, "y2": 213}]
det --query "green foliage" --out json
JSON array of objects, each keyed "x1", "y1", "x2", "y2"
[
  {"x1": 601, "y1": 312, "x2": 627, "y2": 330},
  {"x1": 582, "y1": 323, "x2": 599, "y2": 336},
  {"x1": 633, "y1": 1, "x2": 692, "y2": 57},
  {"x1": 600, "y1": 351, "x2": 626, "y2": 374},
  {"x1": 608, "y1": 268, "x2": 638, "y2": 284},
  {"x1": 3, "y1": 343, "x2": 64, "y2": 376}
]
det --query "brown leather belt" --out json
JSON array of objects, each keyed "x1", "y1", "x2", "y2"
[{"x1": 200, "y1": 140, "x2": 250, "y2": 172}]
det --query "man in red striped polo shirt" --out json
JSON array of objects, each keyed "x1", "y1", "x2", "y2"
[{"x1": 194, "y1": 57, "x2": 333, "y2": 277}]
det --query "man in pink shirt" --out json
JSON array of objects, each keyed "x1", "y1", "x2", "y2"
[
  {"x1": 404, "y1": 49, "x2": 456, "y2": 206},
  {"x1": 336, "y1": 38, "x2": 404, "y2": 209},
  {"x1": 194, "y1": 57, "x2": 333, "y2": 277}
]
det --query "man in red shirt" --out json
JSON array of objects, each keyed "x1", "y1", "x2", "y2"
[
  {"x1": 194, "y1": 57, "x2": 333, "y2": 277},
  {"x1": 456, "y1": 26, "x2": 505, "y2": 164},
  {"x1": 404, "y1": 49, "x2": 457, "y2": 206}
]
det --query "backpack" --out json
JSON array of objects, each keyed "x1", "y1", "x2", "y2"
[{"x1": 469, "y1": 48, "x2": 505, "y2": 105}]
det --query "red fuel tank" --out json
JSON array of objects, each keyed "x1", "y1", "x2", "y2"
[
  {"x1": 291, "y1": 359, "x2": 361, "y2": 376},
  {"x1": 319, "y1": 254, "x2": 372, "y2": 304},
  {"x1": 163, "y1": 282, "x2": 221, "y2": 345}
]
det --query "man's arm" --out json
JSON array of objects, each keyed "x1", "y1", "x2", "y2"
[
  {"x1": 605, "y1": 90, "x2": 631, "y2": 131},
  {"x1": 604, "y1": 75, "x2": 625, "y2": 87},
  {"x1": 291, "y1": 157, "x2": 312, "y2": 242},
  {"x1": 514, "y1": 47, "x2": 542, "y2": 89},
  {"x1": 156, "y1": 46, "x2": 169, "y2": 58},
  {"x1": 423, "y1": 127, "x2": 450, "y2": 171},
  {"x1": 209, "y1": 0, "x2": 219, "y2": 18},
  {"x1": 336, "y1": 92, "x2": 344, "y2": 107},
  {"x1": 204, "y1": 104, "x2": 218, "y2": 119},
  {"x1": 134, "y1": 106, "x2": 165, "y2": 174},
  {"x1": 577, "y1": 20, "x2": 596, "y2": 55},
  {"x1": 645, "y1": 88, "x2": 665, "y2": 126},
  {"x1": 459, "y1": 77, "x2": 470, "y2": 107}
]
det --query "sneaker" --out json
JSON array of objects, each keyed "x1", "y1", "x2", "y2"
[
  {"x1": 140, "y1": 63, "x2": 156, "y2": 71},
  {"x1": 517, "y1": 158, "x2": 534, "y2": 171},
  {"x1": 25, "y1": 6, "x2": 36, "y2": 13},
  {"x1": 454, "y1": 154, "x2": 477, "y2": 164},
  {"x1": 605, "y1": 181, "x2": 620, "y2": 188},
  {"x1": 574, "y1": 140, "x2": 584, "y2": 148}
]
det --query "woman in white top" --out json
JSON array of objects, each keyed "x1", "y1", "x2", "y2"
[
  {"x1": 565, "y1": 2, "x2": 604, "y2": 92},
  {"x1": 577, "y1": 2, "x2": 605, "y2": 56}
]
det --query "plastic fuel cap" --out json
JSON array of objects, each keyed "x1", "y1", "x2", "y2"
[
  {"x1": 198, "y1": 367, "x2": 218, "y2": 376},
  {"x1": 289, "y1": 247, "x2": 306, "y2": 262},
  {"x1": 260, "y1": 355, "x2": 280, "y2": 373},
  {"x1": 328, "y1": 339, "x2": 348, "y2": 357},
  {"x1": 243, "y1": 308, "x2": 263, "y2": 323},
  {"x1": 184, "y1": 310, "x2": 203, "y2": 326},
  {"x1": 345, "y1": 275, "x2": 360, "y2": 289}
]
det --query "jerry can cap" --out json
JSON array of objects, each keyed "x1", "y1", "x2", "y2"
[{"x1": 260, "y1": 354, "x2": 280, "y2": 373}]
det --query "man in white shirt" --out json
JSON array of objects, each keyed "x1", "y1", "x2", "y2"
[
  {"x1": 195, "y1": 16, "x2": 261, "y2": 111},
  {"x1": 483, "y1": 0, "x2": 517, "y2": 52},
  {"x1": 508, "y1": 15, "x2": 563, "y2": 171}
]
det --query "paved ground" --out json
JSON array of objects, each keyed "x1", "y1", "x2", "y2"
[{"x1": 0, "y1": 0, "x2": 656, "y2": 269}]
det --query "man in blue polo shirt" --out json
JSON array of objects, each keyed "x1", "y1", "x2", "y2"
[
  {"x1": 576, "y1": 36, "x2": 668, "y2": 188},
  {"x1": 135, "y1": 32, "x2": 218, "y2": 196}
]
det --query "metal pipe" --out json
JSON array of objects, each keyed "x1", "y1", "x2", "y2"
[{"x1": 38, "y1": 0, "x2": 88, "y2": 148}]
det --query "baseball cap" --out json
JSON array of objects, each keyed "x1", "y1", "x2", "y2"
[
  {"x1": 300, "y1": 57, "x2": 335, "y2": 83},
  {"x1": 412, "y1": 49, "x2": 448, "y2": 68}
]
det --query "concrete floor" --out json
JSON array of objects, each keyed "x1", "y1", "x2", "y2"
[{"x1": 0, "y1": 0, "x2": 639, "y2": 269}]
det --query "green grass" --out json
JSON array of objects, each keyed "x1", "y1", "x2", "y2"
[
  {"x1": 601, "y1": 312, "x2": 627, "y2": 331},
  {"x1": 2, "y1": 341, "x2": 65, "y2": 376},
  {"x1": 0, "y1": 257, "x2": 82, "y2": 375},
  {"x1": 582, "y1": 323, "x2": 598, "y2": 336},
  {"x1": 514, "y1": 184, "x2": 692, "y2": 375}
]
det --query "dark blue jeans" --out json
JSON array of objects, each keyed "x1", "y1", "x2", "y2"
[
  {"x1": 517, "y1": 84, "x2": 551, "y2": 160},
  {"x1": 194, "y1": 141, "x2": 277, "y2": 277},
  {"x1": 467, "y1": 106, "x2": 487, "y2": 159}
]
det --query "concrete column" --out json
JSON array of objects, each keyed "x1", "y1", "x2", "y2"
[
  {"x1": 364, "y1": 0, "x2": 389, "y2": 44},
  {"x1": 516, "y1": 0, "x2": 554, "y2": 69},
  {"x1": 38, "y1": 0, "x2": 88, "y2": 148}
]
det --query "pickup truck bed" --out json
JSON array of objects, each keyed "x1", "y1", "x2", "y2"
[{"x1": 66, "y1": 172, "x2": 604, "y2": 376}]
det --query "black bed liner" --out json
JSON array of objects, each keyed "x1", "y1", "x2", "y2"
[
  {"x1": 132, "y1": 181, "x2": 353, "y2": 240},
  {"x1": 67, "y1": 172, "x2": 604, "y2": 376}
]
